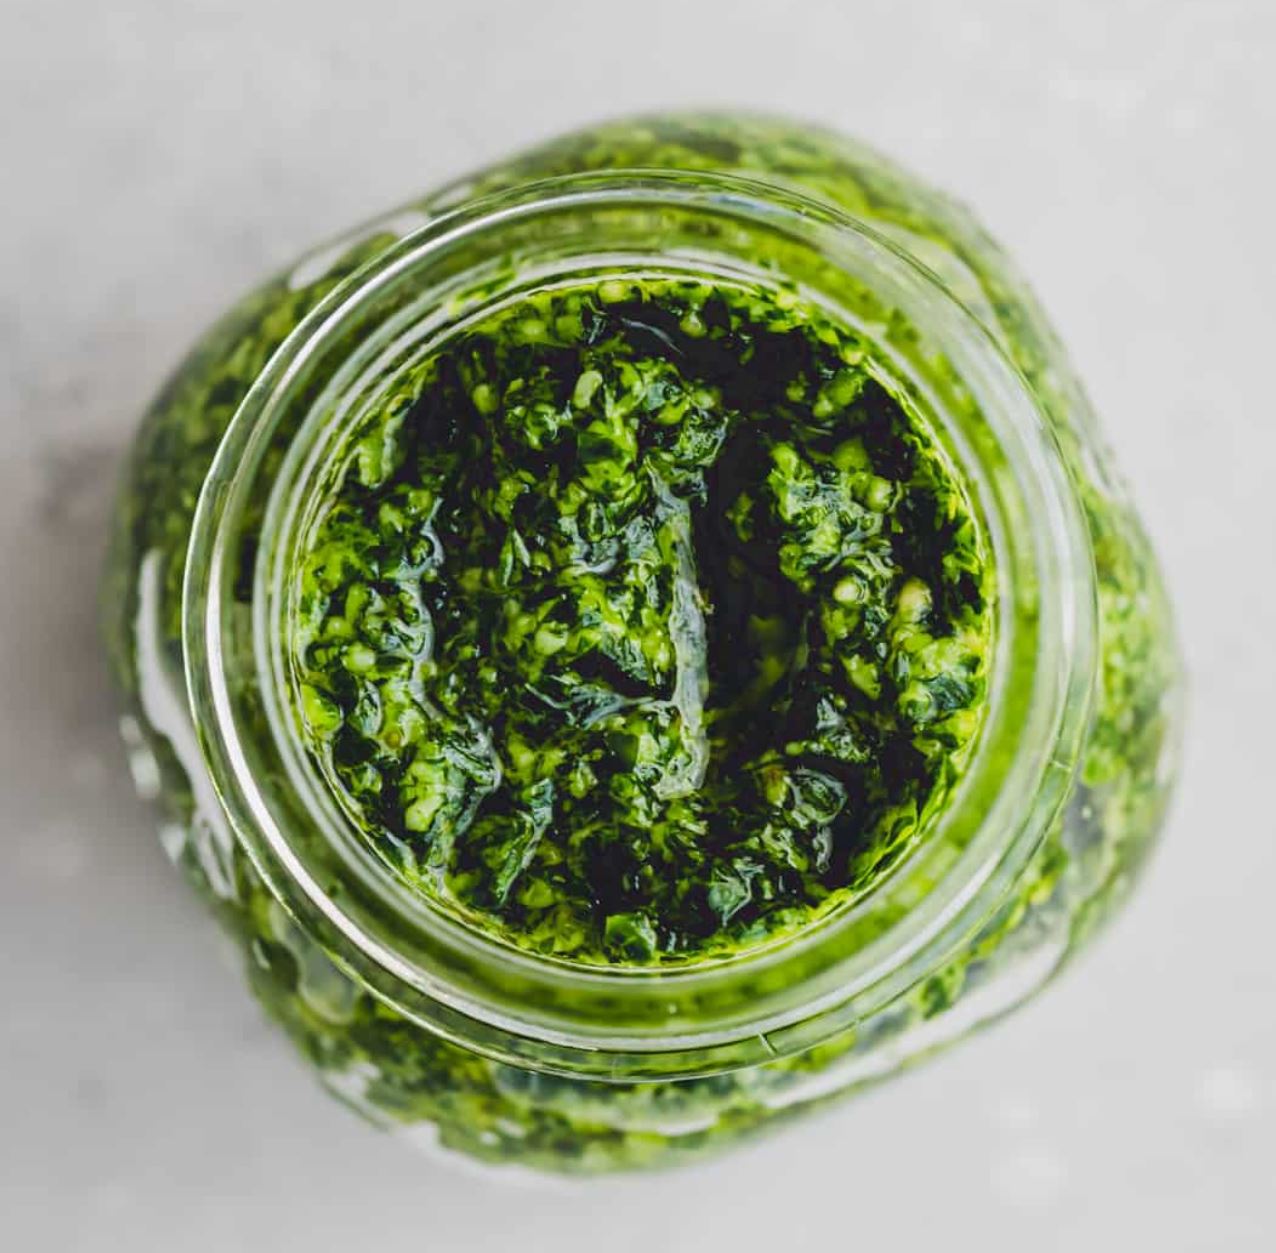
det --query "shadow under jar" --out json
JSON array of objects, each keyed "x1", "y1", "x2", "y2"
[{"x1": 103, "y1": 114, "x2": 1180, "y2": 1174}]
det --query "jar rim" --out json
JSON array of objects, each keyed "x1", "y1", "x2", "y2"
[{"x1": 184, "y1": 169, "x2": 1097, "y2": 1079}]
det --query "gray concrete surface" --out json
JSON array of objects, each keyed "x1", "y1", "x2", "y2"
[{"x1": 2, "y1": 1, "x2": 1273, "y2": 1249}]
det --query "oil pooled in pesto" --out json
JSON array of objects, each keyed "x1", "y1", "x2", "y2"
[{"x1": 288, "y1": 275, "x2": 992, "y2": 965}]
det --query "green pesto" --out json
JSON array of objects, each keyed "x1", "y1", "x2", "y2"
[
  {"x1": 103, "y1": 113, "x2": 1180, "y2": 1174},
  {"x1": 289, "y1": 276, "x2": 990, "y2": 964}
]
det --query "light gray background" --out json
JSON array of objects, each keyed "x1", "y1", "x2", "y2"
[{"x1": 2, "y1": 1, "x2": 1273, "y2": 1249}]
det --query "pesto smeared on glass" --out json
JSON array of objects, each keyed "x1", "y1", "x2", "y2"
[{"x1": 288, "y1": 276, "x2": 991, "y2": 964}]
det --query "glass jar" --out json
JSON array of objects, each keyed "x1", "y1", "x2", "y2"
[{"x1": 103, "y1": 113, "x2": 1180, "y2": 1174}]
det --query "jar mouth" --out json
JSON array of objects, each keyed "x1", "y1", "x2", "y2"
[
  {"x1": 185, "y1": 170, "x2": 1097, "y2": 1078},
  {"x1": 269, "y1": 257, "x2": 997, "y2": 975}
]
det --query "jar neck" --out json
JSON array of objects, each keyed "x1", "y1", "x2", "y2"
[{"x1": 184, "y1": 171, "x2": 1096, "y2": 1080}]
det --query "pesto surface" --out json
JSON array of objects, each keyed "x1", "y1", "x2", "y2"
[{"x1": 289, "y1": 276, "x2": 991, "y2": 964}]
